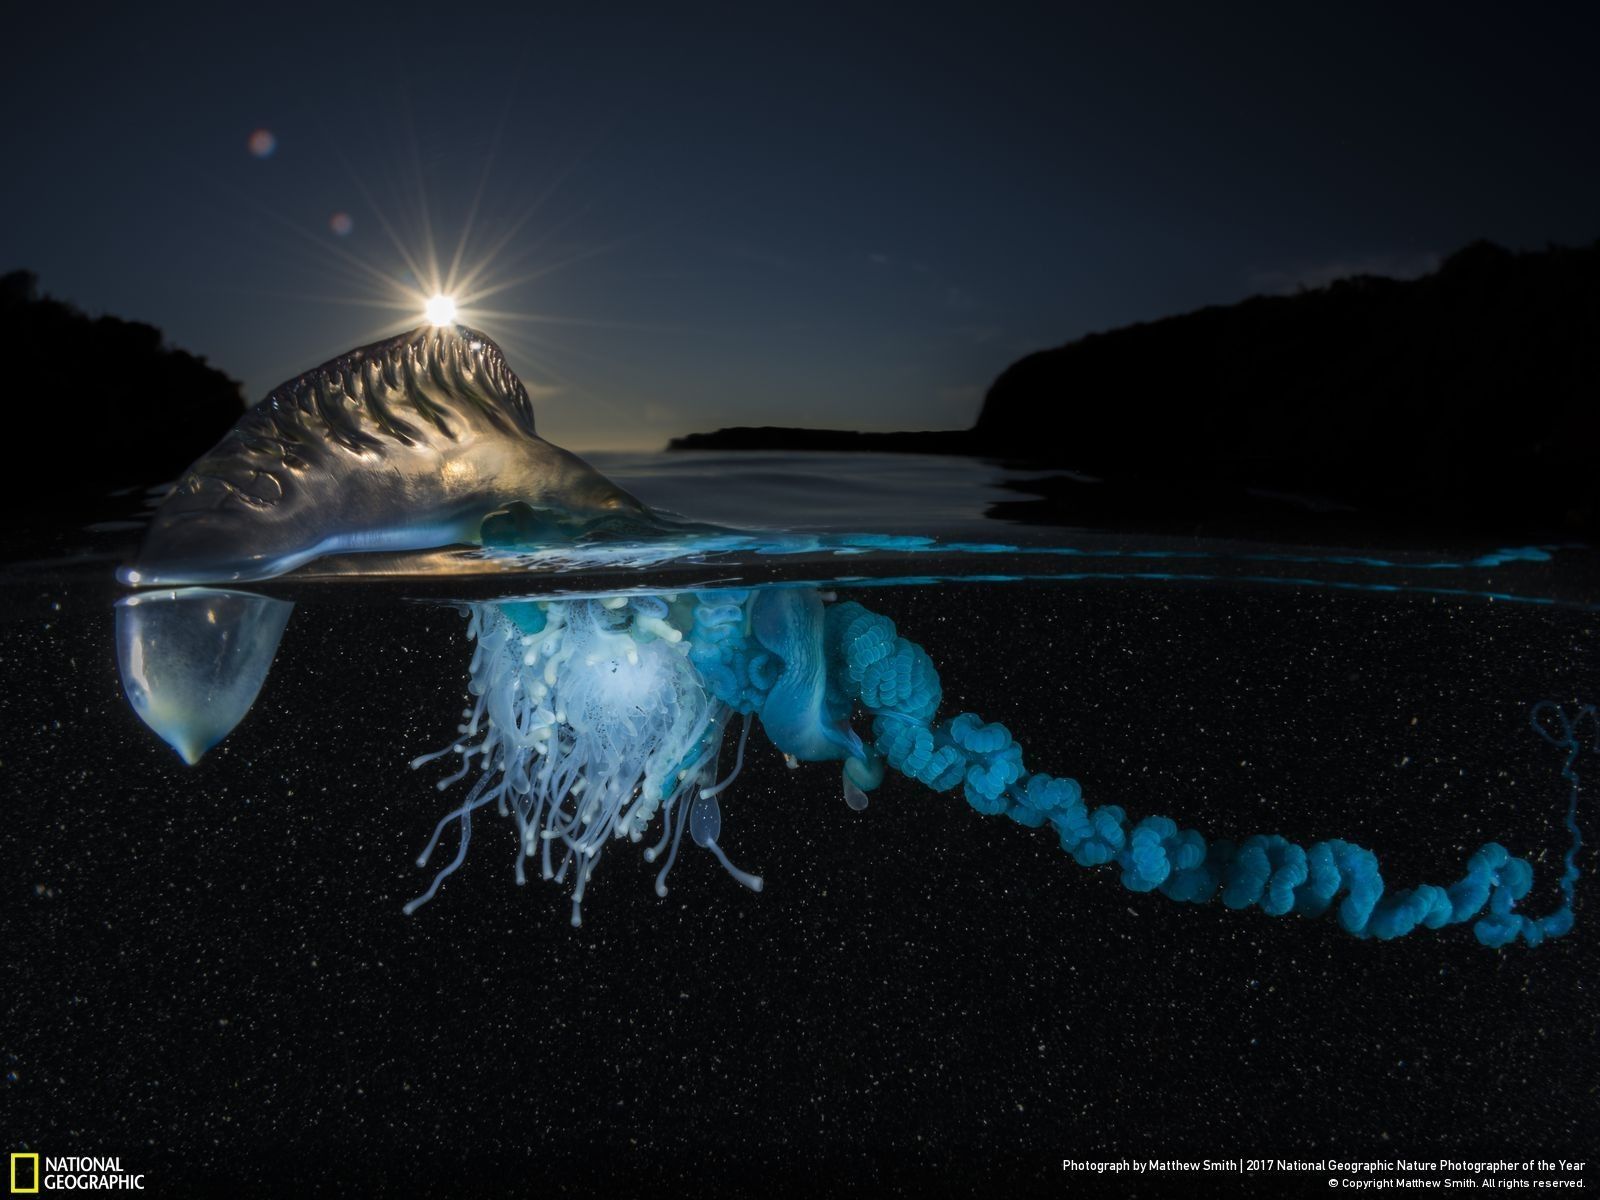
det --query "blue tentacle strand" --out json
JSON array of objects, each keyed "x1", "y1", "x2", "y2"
[
  {"x1": 823, "y1": 600, "x2": 1587, "y2": 948},
  {"x1": 1525, "y1": 701, "x2": 1595, "y2": 938}
]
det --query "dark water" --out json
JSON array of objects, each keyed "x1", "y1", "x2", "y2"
[{"x1": 3, "y1": 453, "x2": 1596, "y2": 1196}]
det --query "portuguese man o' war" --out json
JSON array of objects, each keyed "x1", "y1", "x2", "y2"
[
  {"x1": 121, "y1": 325, "x2": 645, "y2": 586},
  {"x1": 112, "y1": 323, "x2": 1590, "y2": 949}
]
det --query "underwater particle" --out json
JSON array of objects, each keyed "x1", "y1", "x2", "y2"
[
  {"x1": 328, "y1": 212, "x2": 353, "y2": 236},
  {"x1": 246, "y1": 128, "x2": 276, "y2": 158}
]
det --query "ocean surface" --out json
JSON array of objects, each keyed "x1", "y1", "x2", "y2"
[{"x1": 2, "y1": 451, "x2": 1595, "y2": 1195}]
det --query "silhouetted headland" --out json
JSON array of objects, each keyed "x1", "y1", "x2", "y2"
[
  {"x1": 0, "y1": 270, "x2": 245, "y2": 515},
  {"x1": 672, "y1": 239, "x2": 1600, "y2": 539}
]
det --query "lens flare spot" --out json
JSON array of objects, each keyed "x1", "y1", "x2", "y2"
[
  {"x1": 329, "y1": 212, "x2": 353, "y2": 237},
  {"x1": 425, "y1": 294, "x2": 458, "y2": 326},
  {"x1": 246, "y1": 128, "x2": 277, "y2": 158}
]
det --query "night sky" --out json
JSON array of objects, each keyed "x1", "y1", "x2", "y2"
[{"x1": 5, "y1": 1, "x2": 1598, "y2": 449}]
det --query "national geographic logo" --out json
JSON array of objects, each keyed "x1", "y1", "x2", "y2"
[{"x1": 9, "y1": 1155, "x2": 145, "y2": 1191}]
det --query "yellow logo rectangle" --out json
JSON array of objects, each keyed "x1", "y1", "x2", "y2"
[{"x1": 9, "y1": 1153, "x2": 40, "y2": 1194}]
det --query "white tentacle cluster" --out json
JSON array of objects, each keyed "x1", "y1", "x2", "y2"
[{"x1": 405, "y1": 596, "x2": 757, "y2": 925}]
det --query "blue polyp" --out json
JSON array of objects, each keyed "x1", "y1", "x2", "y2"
[
  {"x1": 501, "y1": 601, "x2": 547, "y2": 636},
  {"x1": 689, "y1": 591, "x2": 771, "y2": 714},
  {"x1": 751, "y1": 588, "x2": 869, "y2": 764},
  {"x1": 748, "y1": 652, "x2": 778, "y2": 691},
  {"x1": 690, "y1": 791, "x2": 763, "y2": 892},
  {"x1": 630, "y1": 595, "x2": 669, "y2": 620},
  {"x1": 1123, "y1": 820, "x2": 1176, "y2": 893}
]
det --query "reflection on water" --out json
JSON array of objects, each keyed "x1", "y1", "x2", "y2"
[{"x1": 586, "y1": 449, "x2": 1052, "y2": 533}]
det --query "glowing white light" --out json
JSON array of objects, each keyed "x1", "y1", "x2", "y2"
[{"x1": 425, "y1": 294, "x2": 458, "y2": 326}]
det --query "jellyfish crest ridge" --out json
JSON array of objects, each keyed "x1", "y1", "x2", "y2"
[{"x1": 124, "y1": 325, "x2": 643, "y2": 586}]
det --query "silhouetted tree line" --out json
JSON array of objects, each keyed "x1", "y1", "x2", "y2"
[
  {"x1": 976, "y1": 239, "x2": 1600, "y2": 535},
  {"x1": 675, "y1": 239, "x2": 1598, "y2": 537},
  {"x1": 0, "y1": 270, "x2": 244, "y2": 510}
]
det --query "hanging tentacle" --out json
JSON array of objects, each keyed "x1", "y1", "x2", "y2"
[{"x1": 825, "y1": 600, "x2": 1587, "y2": 949}]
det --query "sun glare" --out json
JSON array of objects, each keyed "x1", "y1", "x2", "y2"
[
  {"x1": 425, "y1": 293, "x2": 458, "y2": 326},
  {"x1": 232, "y1": 145, "x2": 641, "y2": 405}
]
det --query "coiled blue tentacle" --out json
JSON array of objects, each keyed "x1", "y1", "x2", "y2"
[
  {"x1": 824, "y1": 601, "x2": 1586, "y2": 948},
  {"x1": 690, "y1": 590, "x2": 777, "y2": 714}
]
